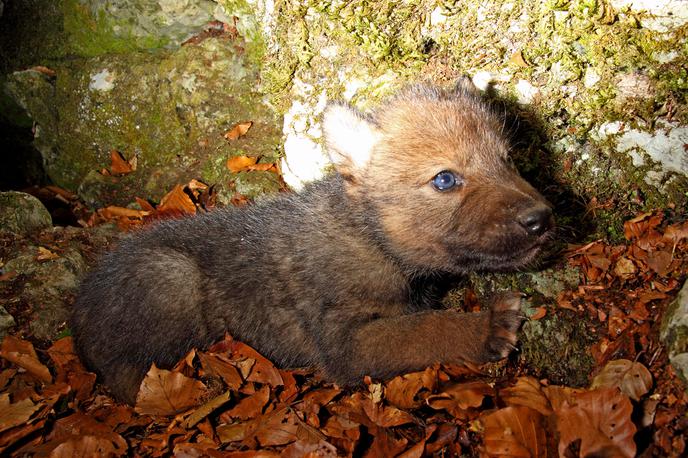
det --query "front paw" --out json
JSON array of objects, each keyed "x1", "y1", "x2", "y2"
[{"x1": 483, "y1": 292, "x2": 525, "y2": 361}]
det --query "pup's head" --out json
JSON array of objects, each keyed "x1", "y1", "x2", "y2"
[{"x1": 323, "y1": 82, "x2": 554, "y2": 274}]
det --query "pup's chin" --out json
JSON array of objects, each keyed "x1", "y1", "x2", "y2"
[{"x1": 449, "y1": 232, "x2": 554, "y2": 273}]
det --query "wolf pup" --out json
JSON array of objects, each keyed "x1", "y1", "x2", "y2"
[{"x1": 71, "y1": 83, "x2": 553, "y2": 404}]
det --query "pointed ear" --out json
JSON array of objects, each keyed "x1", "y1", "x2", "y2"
[{"x1": 322, "y1": 104, "x2": 379, "y2": 177}]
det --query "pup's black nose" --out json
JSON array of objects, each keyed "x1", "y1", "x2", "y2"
[{"x1": 517, "y1": 206, "x2": 553, "y2": 236}]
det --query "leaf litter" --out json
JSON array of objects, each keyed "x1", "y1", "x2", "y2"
[{"x1": 0, "y1": 197, "x2": 687, "y2": 456}]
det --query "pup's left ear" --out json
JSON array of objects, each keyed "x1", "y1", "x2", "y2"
[{"x1": 322, "y1": 104, "x2": 380, "y2": 178}]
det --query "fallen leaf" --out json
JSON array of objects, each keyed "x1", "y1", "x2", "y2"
[
  {"x1": 36, "y1": 246, "x2": 59, "y2": 261},
  {"x1": 481, "y1": 406, "x2": 548, "y2": 458},
  {"x1": 157, "y1": 184, "x2": 196, "y2": 216},
  {"x1": 108, "y1": 150, "x2": 136, "y2": 175},
  {"x1": 230, "y1": 341, "x2": 283, "y2": 387},
  {"x1": 225, "y1": 385, "x2": 270, "y2": 421},
  {"x1": 48, "y1": 435, "x2": 125, "y2": 458},
  {"x1": 198, "y1": 352, "x2": 243, "y2": 390},
  {"x1": 591, "y1": 359, "x2": 653, "y2": 401},
  {"x1": 613, "y1": 257, "x2": 637, "y2": 279},
  {"x1": 227, "y1": 155, "x2": 258, "y2": 172},
  {"x1": 134, "y1": 364, "x2": 208, "y2": 416},
  {"x1": 362, "y1": 399, "x2": 416, "y2": 428},
  {"x1": 385, "y1": 366, "x2": 437, "y2": 409},
  {"x1": 281, "y1": 439, "x2": 338, "y2": 458},
  {"x1": 509, "y1": 50, "x2": 529, "y2": 67},
  {"x1": 224, "y1": 121, "x2": 253, "y2": 140},
  {"x1": 500, "y1": 377, "x2": 552, "y2": 416},
  {"x1": 556, "y1": 388, "x2": 636, "y2": 458},
  {"x1": 183, "y1": 390, "x2": 231, "y2": 428},
  {"x1": 0, "y1": 335, "x2": 52, "y2": 383},
  {"x1": 0, "y1": 393, "x2": 41, "y2": 433},
  {"x1": 646, "y1": 248, "x2": 673, "y2": 276},
  {"x1": 530, "y1": 306, "x2": 547, "y2": 320},
  {"x1": 426, "y1": 382, "x2": 493, "y2": 419}
]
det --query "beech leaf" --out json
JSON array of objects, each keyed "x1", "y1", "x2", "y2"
[
  {"x1": 482, "y1": 406, "x2": 548, "y2": 458},
  {"x1": 591, "y1": 359, "x2": 653, "y2": 401},
  {"x1": 556, "y1": 388, "x2": 636, "y2": 458},
  {"x1": 134, "y1": 364, "x2": 208, "y2": 416}
]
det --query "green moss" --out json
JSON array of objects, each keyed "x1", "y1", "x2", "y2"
[
  {"x1": 62, "y1": 0, "x2": 169, "y2": 57},
  {"x1": 521, "y1": 314, "x2": 596, "y2": 387}
]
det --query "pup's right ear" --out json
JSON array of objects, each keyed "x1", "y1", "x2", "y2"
[{"x1": 322, "y1": 104, "x2": 379, "y2": 179}]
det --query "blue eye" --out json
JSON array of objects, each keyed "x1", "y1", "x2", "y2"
[{"x1": 432, "y1": 171, "x2": 461, "y2": 191}]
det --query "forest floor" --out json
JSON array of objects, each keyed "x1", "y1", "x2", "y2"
[{"x1": 1, "y1": 152, "x2": 687, "y2": 457}]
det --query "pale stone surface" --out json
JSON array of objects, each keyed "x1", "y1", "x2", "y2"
[{"x1": 661, "y1": 281, "x2": 688, "y2": 389}]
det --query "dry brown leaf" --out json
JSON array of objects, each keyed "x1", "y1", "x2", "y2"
[
  {"x1": 500, "y1": 377, "x2": 552, "y2": 416},
  {"x1": 613, "y1": 257, "x2": 637, "y2": 279},
  {"x1": 591, "y1": 359, "x2": 653, "y2": 401},
  {"x1": 46, "y1": 338, "x2": 80, "y2": 369},
  {"x1": 556, "y1": 388, "x2": 636, "y2": 458},
  {"x1": 509, "y1": 50, "x2": 529, "y2": 67},
  {"x1": 530, "y1": 307, "x2": 547, "y2": 320},
  {"x1": 385, "y1": 366, "x2": 437, "y2": 409},
  {"x1": 0, "y1": 393, "x2": 41, "y2": 433},
  {"x1": 36, "y1": 246, "x2": 60, "y2": 261},
  {"x1": 0, "y1": 335, "x2": 52, "y2": 383},
  {"x1": 225, "y1": 385, "x2": 270, "y2": 420},
  {"x1": 253, "y1": 408, "x2": 300, "y2": 447},
  {"x1": 183, "y1": 390, "x2": 231, "y2": 428},
  {"x1": 664, "y1": 221, "x2": 688, "y2": 246},
  {"x1": 198, "y1": 352, "x2": 243, "y2": 390},
  {"x1": 426, "y1": 381, "x2": 493, "y2": 419},
  {"x1": 542, "y1": 385, "x2": 583, "y2": 412},
  {"x1": 134, "y1": 364, "x2": 208, "y2": 416},
  {"x1": 99, "y1": 206, "x2": 149, "y2": 219},
  {"x1": 230, "y1": 341, "x2": 283, "y2": 387},
  {"x1": 281, "y1": 439, "x2": 338, "y2": 458},
  {"x1": 482, "y1": 406, "x2": 548, "y2": 457},
  {"x1": 157, "y1": 184, "x2": 196, "y2": 216},
  {"x1": 247, "y1": 163, "x2": 277, "y2": 172},
  {"x1": 48, "y1": 435, "x2": 125, "y2": 458},
  {"x1": 224, "y1": 121, "x2": 253, "y2": 140},
  {"x1": 108, "y1": 150, "x2": 136, "y2": 175},
  {"x1": 227, "y1": 155, "x2": 258, "y2": 172},
  {"x1": 362, "y1": 399, "x2": 415, "y2": 428},
  {"x1": 646, "y1": 248, "x2": 673, "y2": 276},
  {"x1": 365, "y1": 425, "x2": 408, "y2": 457},
  {"x1": 29, "y1": 65, "x2": 57, "y2": 77},
  {"x1": 299, "y1": 388, "x2": 341, "y2": 415}
]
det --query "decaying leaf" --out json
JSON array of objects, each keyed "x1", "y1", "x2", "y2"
[
  {"x1": 426, "y1": 381, "x2": 493, "y2": 419},
  {"x1": 227, "y1": 155, "x2": 258, "y2": 172},
  {"x1": 0, "y1": 335, "x2": 52, "y2": 383},
  {"x1": 107, "y1": 150, "x2": 136, "y2": 175},
  {"x1": 134, "y1": 364, "x2": 208, "y2": 416},
  {"x1": 500, "y1": 377, "x2": 552, "y2": 416},
  {"x1": 224, "y1": 385, "x2": 270, "y2": 420},
  {"x1": 229, "y1": 341, "x2": 283, "y2": 387},
  {"x1": 556, "y1": 388, "x2": 636, "y2": 458},
  {"x1": 156, "y1": 184, "x2": 196, "y2": 216},
  {"x1": 591, "y1": 359, "x2": 653, "y2": 401},
  {"x1": 224, "y1": 121, "x2": 253, "y2": 140},
  {"x1": 385, "y1": 366, "x2": 437, "y2": 409},
  {"x1": 0, "y1": 393, "x2": 41, "y2": 433},
  {"x1": 198, "y1": 352, "x2": 243, "y2": 390},
  {"x1": 482, "y1": 406, "x2": 548, "y2": 457}
]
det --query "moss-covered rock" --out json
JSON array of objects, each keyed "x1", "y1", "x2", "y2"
[
  {"x1": 6, "y1": 33, "x2": 282, "y2": 206},
  {"x1": 661, "y1": 280, "x2": 688, "y2": 391},
  {"x1": 261, "y1": 0, "x2": 687, "y2": 232},
  {"x1": 0, "y1": 191, "x2": 53, "y2": 234}
]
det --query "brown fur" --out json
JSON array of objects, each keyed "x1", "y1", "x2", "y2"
[{"x1": 70, "y1": 83, "x2": 553, "y2": 404}]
